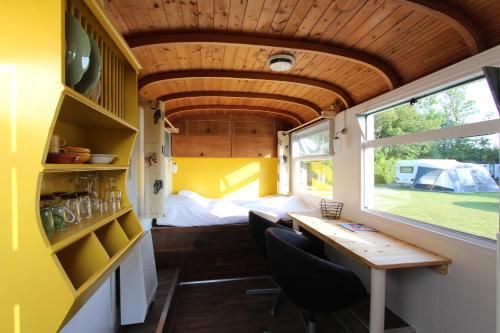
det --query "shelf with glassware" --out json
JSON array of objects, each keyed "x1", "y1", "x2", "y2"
[{"x1": 39, "y1": 169, "x2": 137, "y2": 247}]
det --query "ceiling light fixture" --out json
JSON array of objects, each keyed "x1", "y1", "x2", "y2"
[{"x1": 267, "y1": 53, "x2": 296, "y2": 72}]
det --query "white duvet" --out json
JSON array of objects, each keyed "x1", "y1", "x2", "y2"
[{"x1": 155, "y1": 190, "x2": 315, "y2": 227}]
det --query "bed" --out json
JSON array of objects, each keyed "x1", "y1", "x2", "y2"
[{"x1": 153, "y1": 190, "x2": 315, "y2": 227}]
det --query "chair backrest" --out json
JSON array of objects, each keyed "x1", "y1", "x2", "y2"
[
  {"x1": 265, "y1": 227, "x2": 367, "y2": 313},
  {"x1": 248, "y1": 211, "x2": 289, "y2": 257}
]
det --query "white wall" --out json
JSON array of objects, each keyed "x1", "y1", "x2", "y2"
[{"x1": 313, "y1": 46, "x2": 500, "y2": 333}]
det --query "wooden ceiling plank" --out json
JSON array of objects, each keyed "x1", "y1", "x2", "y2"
[
  {"x1": 254, "y1": 0, "x2": 283, "y2": 33},
  {"x1": 330, "y1": 0, "x2": 388, "y2": 46},
  {"x1": 161, "y1": 0, "x2": 183, "y2": 29},
  {"x1": 188, "y1": 44, "x2": 203, "y2": 69},
  {"x1": 362, "y1": 10, "x2": 426, "y2": 53},
  {"x1": 175, "y1": 45, "x2": 192, "y2": 69},
  {"x1": 342, "y1": 2, "x2": 401, "y2": 48},
  {"x1": 241, "y1": 0, "x2": 265, "y2": 32},
  {"x1": 228, "y1": 0, "x2": 248, "y2": 32},
  {"x1": 165, "y1": 104, "x2": 305, "y2": 125},
  {"x1": 197, "y1": 0, "x2": 215, "y2": 31},
  {"x1": 353, "y1": 6, "x2": 413, "y2": 50},
  {"x1": 214, "y1": 0, "x2": 231, "y2": 31},
  {"x1": 138, "y1": 69, "x2": 353, "y2": 107},
  {"x1": 306, "y1": 0, "x2": 342, "y2": 40},
  {"x1": 268, "y1": 0, "x2": 300, "y2": 36},
  {"x1": 127, "y1": 32, "x2": 400, "y2": 89},
  {"x1": 281, "y1": 0, "x2": 317, "y2": 37},
  {"x1": 318, "y1": 0, "x2": 365, "y2": 42},
  {"x1": 180, "y1": 0, "x2": 199, "y2": 29},
  {"x1": 397, "y1": 0, "x2": 485, "y2": 54},
  {"x1": 159, "y1": 91, "x2": 322, "y2": 114},
  {"x1": 294, "y1": 0, "x2": 335, "y2": 38}
]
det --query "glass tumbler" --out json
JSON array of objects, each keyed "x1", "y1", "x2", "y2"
[
  {"x1": 77, "y1": 191, "x2": 93, "y2": 220},
  {"x1": 61, "y1": 193, "x2": 81, "y2": 224}
]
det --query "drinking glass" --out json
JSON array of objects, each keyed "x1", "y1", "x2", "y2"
[
  {"x1": 64, "y1": 175, "x2": 76, "y2": 193},
  {"x1": 62, "y1": 193, "x2": 81, "y2": 223},
  {"x1": 104, "y1": 177, "x2": 122, "y2": 213},
  {"x1": 77, "y1": 191, "x2": 93, "y2": 220},
  {"x1": 89, "y1": 174, "x2": 100, "y2": 215}
]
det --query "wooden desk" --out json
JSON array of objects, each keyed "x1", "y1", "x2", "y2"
[{"x1": 288, "y1": 213, "x2": 451, "y2": 333}]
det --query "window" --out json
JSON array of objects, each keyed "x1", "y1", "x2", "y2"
[
  {"x1": 363, "y1": 78, "x2": 500, "y2": 241},
  {"x1": 291, "y1": 121, "x2": 333, "y2": 198}
]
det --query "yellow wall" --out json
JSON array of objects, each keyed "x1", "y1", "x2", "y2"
[{"x1": 172, "y1": 158, "x2": 278, "y2": 198}]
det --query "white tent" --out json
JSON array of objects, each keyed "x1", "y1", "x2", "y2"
[{"x1": 408, "y1": 160, "x2": 499, "y2": 193}]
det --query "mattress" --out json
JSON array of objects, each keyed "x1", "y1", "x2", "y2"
[{"x1": 155, "y1": 190, "x2": 315, "y2": 227}]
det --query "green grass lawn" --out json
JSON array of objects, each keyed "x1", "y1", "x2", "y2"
[{"x1": 374, "y1": 185, "x2": 499, "y2": 240}]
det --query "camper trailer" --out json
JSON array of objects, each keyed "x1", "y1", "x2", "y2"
[
  {"x1": 395, "y1": 159, "x2": 499, "y2": 193},
  {"x1": 3, "y1": 1, "x2": 500, "y2": 333}
]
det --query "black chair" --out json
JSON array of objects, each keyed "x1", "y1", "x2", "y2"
[
  {"x1": 246, "y1": 211, "x2": 291, "y2": 316},
  {"x1": 265, "y1": 227, "x2": 367, "y2": 333}
]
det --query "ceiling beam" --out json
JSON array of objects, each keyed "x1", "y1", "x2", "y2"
[
  {"x1": 159, "y1": 91, "x2": 323, "y2": 116},
  {"x1": 127, "y1": 32, "x2": 399, "y2": 90},
  {"x1": 139, "y1": 70, "x2": 353, "y2": 109},
  {"x1": 397, "y1": 0, "x2": 484, "y2": 54},
  {"x1": 165, "y1": 105, "x2": 304, "y2": 126}
]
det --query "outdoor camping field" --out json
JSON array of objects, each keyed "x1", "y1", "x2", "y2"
[{"x1": 374, "y1": 185, "x2": 499, "y2": 240}]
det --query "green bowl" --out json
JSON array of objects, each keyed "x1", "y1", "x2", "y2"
[
  {"x1": 75, "y1": 33, "x2": 102, "y2": 96},
  {"x1": 65, "y1": 13, "x2": 90, "y2": 88}
]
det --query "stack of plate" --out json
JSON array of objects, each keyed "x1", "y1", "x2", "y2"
[
  {"x1": 65, "y1": 13, "x2": 102, "y2": 102},
  {"x1": 63, "y1": 146, "x2": 91, "y2": 163}
]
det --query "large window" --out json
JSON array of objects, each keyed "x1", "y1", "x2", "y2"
[
  {"x1": 291, "y1": 121, "x2": 333, "y2": 198},
  {"x1": 364, "y1": 78, "x2": 500, "y2": 241}
]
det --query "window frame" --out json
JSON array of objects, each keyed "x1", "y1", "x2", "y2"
[
  {"x1": 290, "y1": 119, "x2": 334, "y2": 200},
  {"x1": 361, "y1": 77, "x2": 500, "y2": 244}
]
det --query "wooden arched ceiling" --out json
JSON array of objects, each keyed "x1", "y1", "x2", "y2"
[
  {"x1": 104, "y1": 0, "x2": 500, "y2": 125},
  {"x1": 160, "y1": 91, "x2": 322, "y2": 115},
  {"x1": 139, "y1": 70, "x2": 353, "y2": 109},
  {"x1": 165, "y1": 105, "x2": 304, "y2": 126}
]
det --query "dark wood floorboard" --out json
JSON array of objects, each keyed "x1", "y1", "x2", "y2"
[
  {"x1": 118, "y1": 270, "x2": 178, "y2": 333},
  {"x1": 169, "y1": 278, "x2": 415, "y2": 333}
]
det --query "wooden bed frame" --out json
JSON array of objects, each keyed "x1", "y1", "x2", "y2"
[{"x1": 151, "y1": 221, "x2": 292, "y2": 282}]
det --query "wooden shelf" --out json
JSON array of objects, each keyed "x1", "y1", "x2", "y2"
[
  {"x1": 59, "y1": 88, "x2": 138, "y2": 132},
  {"x1": 43, "y1": 163, "x2": 129, "y2": 172},
  {"x1": 48, "y1": 207, "x2": 133, "y2": 253}
]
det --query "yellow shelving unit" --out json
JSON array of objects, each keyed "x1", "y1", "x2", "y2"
[{"x1": 0, "y1": 0, "x2": 143, "y2": 332}]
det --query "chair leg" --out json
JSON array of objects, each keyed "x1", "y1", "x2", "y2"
[
  {"x1": 307, "y1": 312, "x2": 316, "y2": 333},
  {"x1": 245, "y1": 288, "x2": 280, "y2": 295},
  {"x1": 270, "y1": 291, "x2": 281, "y2": 316}
]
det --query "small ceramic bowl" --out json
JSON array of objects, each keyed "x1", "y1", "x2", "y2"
[
  {"x1": 46, "y1": 152, "x2": 79, "y2": 164},
  {"x1": 88, "y1": 154, "x2": 117, "y2": 164}
]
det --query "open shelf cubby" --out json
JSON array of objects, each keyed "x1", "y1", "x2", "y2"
[
  {"x1": 117, "y1": 211, "x2": 143, "y2": 240},
  {"x1": 94, "y1": 220, "x2": 130, "y2": 257},
  {"x1": 56, "y1": 233, "x2": 110, "y2": 290}
]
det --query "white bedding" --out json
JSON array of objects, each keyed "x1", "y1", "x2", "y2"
[{"x1": 155, "y1": 190, "x2": 315, "y2": 227}]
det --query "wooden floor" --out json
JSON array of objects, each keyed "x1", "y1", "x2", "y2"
[
  {"x1": 120, "y1": 271, "x2": 414, "y2": 333},
  {"x1": 169, "y1": 277, "x2": 413, "y2": 333}
]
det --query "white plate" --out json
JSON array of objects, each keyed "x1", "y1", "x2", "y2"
[{"x1": 88, "y1": 154, "x2": 117, "y2": 164}]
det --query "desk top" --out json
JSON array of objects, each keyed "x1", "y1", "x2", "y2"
[{"x1": 288, "y1": 213, "x2": 451, "y2": 271}]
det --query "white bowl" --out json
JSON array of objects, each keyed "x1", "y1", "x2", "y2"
[{"x1": 89, "y1": 154, "x2": 117, "y2": 164}]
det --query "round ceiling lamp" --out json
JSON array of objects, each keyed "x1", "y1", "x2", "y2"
[{"x1": 267, "y1": 53, "x2": 296, "y2": 72}]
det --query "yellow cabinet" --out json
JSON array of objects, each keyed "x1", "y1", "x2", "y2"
[{"x1": 0, "y1": 0, "x2": 143, "y2": 331}]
